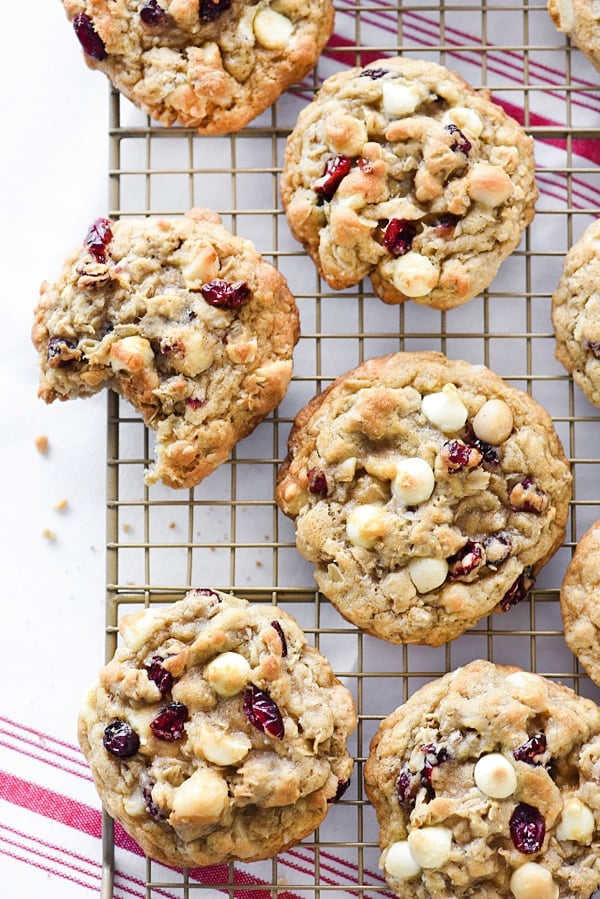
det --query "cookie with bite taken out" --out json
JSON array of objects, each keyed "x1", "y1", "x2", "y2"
[
  {"x1": 365, "y1": 659, "x2": 600, "y2": 899},
  {"x1": 63, "y1": 0, "x2": 334, "y2": 134},
  {"x1": 281, "y1": 57, "x2": 538, "y2": 310},
  {"x1": 32, "y1": 208, "x2": 299, "y2": 489},
  {"x1": 275, "y1": 352, "x2": 571, "y2": 645},
  {"x1": 78, "y1": 588, "x2": 356, "y2": 867}
]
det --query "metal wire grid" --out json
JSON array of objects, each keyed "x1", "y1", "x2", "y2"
[{"x1": 101, "y1": 1, "x2": 600, "y2": 895}]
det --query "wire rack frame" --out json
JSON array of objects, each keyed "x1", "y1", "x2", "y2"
[{"x1": 101, "y1": 1, "x2": 600, "y2": 895}]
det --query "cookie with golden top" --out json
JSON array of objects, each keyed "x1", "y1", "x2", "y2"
[
  {"x1": 552, "y1": 217, "x2": 600, "y2": 407},
  {"x1": 560, "y1": 520, "x2": 600, "y2": 687},
  {"x1": 276, "y1": 352, "x2": 571, "y2": 645},
  {"x1": 78, "y1": 588, "x2": 356, "y2": 867},
  {"x1": 281, "y1": 57, "x2": 537, "y2": 310},
  {"x1": 32, "y1": 209, "x2": 299, "y2": 489},
  {"x1": 365, "y1": 660, "x2": 600, "y2": 899},
  {"x1": 63, "y1": 0, "x2": 334, "y2": 134},
  {"x1": 548, "y1": 0, "x2": 600, "y2": 73}
]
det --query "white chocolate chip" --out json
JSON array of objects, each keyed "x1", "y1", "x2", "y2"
[
  {"x1": 385, "y1": 252, "x2": 440, "y2": 298},
  {"x1": 391, "y1": 457, "x2": 435, "y2": 505},
  {"x1": 468, "y1": 164, "x2": 514, "y2": 207},
  {"x1": 472, "y1": 399, "x2": 514, "y2": 445},
  {"x1": 253, "y1": 8, "x2": 293, "y2": 49},
  {"x1": 407, "y1": 557, "x2": 448, "y2": 593},
  {"x1": 204, "y1": 652, "x2": 251, "y2": 697},
  {"x1": 382, "y1": 82, "x2": 423, "y2": 117},
  {"x1": 119, "y1": 608, "x2": 156, "y2": 652},
  {"x1": 474, "y1": 753, "x2": 517, "y2": 798},
  {"x1": 170, "y1": 331, "x2": 214, "y2": 377},
  {"x1": 123, "y1": 791, "x2": 147, "y2": 817},
  {"x1": 181, "y1": 243, "x2": 220, "y2": 289},
  {"x1": 382, "y1": 840, "x2": 422, "y2": 881},
  {"x1": 421, "y1": 384, "x2": 469, "y2": 433},
  {"x1": 407, "y1": 826, "x2": 453, "y2": 869},
  {"x1": 336, "y1": 457, "x2": 358, "y2": 482},
  {"x1": 553, "y1": 0, "x2": 575, "y2": 31},
  {"x1": 109, "y1": 336, "x2": 154, "y2": 373},
  {"x1": 556, "y1": 797, "x2": 595, "y2": 843},
  {"x1": 443, "y1": 107, "x2": 483, "y2": 140},
  {"x1": 194, "y1": 721, "x2": 252, "y2": 766},
  {"x1": 510, "y1": 863, "x2": 559, "y2": 899},
  {"x1": 170, "y1": 767, "x2": 228, "y2": 825},
  {"x1": 346, "y1": 504, "x2": 387, "y2": 549},
  {"x1": 225, "y1": 336, "x2": 258, "y2": 365}
]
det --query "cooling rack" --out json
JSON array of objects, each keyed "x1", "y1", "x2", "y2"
[{"x1": 102, "y1": 1, "x2": 600, "y2": 895}]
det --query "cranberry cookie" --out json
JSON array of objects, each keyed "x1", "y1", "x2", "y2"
[
  {"x1": 552, "y1": 217, "x2": 600, "y2": 407},
  {"x1": 548, "y1": 0, "x2": 600, "y2": 73},
  {"x1": 281, "y1": 57, "x2": 537, "y2": 310},
  {"x1": 365, "y1": 660, "x2": 600, "y2": 899},
  {"x1": 63, "y1": 0, "x2": 334, "y2": 134},
  {"x1": 560, "y1": 521, "x2": 600, "y2": 686},
  {"x1": 32, "y1": 208, "x2": 299, "y2": 488},
  {"x1": 275, "y1": 352, "x2": 571, "y2": 645},
  {"x1": 78, "y1": 588, "x2": 356, "y2": 867}
]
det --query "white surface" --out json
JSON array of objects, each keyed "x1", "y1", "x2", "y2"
[{"x1": 1, "y1": 4, "x2": 108, "y2": 735}]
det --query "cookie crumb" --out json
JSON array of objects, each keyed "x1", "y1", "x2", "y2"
[
  {"x1": 55, "y1": 498, "x2": 68, "y2": 511},
  {"x1": 123, "y1": 523, "x2": 133, "y2": 534},
  {"x1": 169, "y1": 521, "x2": 176, "y2": 529},
  {"x1": 42, "y1": 528, "x2": 56, "y2": 541},
  {"x1": 35, "y1": 434, "x2": 49, "y2": 454},
  {"x1": 256, "y1": 560, "x2": 263, "y2": 568}
]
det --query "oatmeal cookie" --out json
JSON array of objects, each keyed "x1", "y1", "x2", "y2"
[
  {"x1": 63, "y1": 0, "x2": 334, "y2": 134},
  {"x1": 275, "y1": 352, "x2": 571, "y2": 645},
  {"x1": 78, "y1": 588, "x2": 357, "y2": 867},
  {"x1": 552, "y1": 217, "x2": 600, "y2": 407},
  {"x1": 548, "y1": 0, "x2": 600, "y2": 73},
  {"x1": 364, "y1": 660, "x2": 600, "y2": 899},
  {"x1": 560, "y1": 521, "x2": 600, "y2": 686},
  {"x1": 32, "y1": 208, "x2": 299, "y2": 489},
  {"x1": 280, "y1": 57, "x2": 537, "y2": 310}
]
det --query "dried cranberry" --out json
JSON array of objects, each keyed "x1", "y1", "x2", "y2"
[
  {"x1": 360, "y1": 67, "x2": 388, "y2": 79},
  {"x1": 499, "y1": 569, "x2": 535, "y2": 612},
  {"x1": 329, "y1": 777, "x2": 351, "y2": 803},
  {"x1": 200, "y1": 0, "x2": 232, "y2": 19},
  {"x1": 441, "y1": 439, "x2": 483, "y2": 472},
  {"x1": 142, "y1": 776, "x2": 167, "y2": 821},
  {"x1": 46, "y1": 336, "x2": 78, "y2": 368},
  {"x1": 421, "y1": 743, "x2": 449, "y2": 794},
  {"x1": 145, "y1": 656, "x2": 174, "y2": 695},
  {"x1": 84, "y1": 218, "x2": 113, "y2": 263},
  {"x1": 193, "y1": 588, "x2": 221, "y2": 599},
  {"x1": 201, "y1": 279, "x2": 251, "y2": 310},
  {"x1": 382, "y1": 219, "x2": 418, "y2": 257},
  {"x1": 103, "y1": 720, "x2": 140, "y2": 758},
  {"x1": 140, "y1": 0, "x2": 169, "y2": 26},
  {"x1": 513, "y1": 734, "x2": 547, "y2": 766},
  {"x1": 510, "y1": 803, "x2": 545, "y2": 854},
  {"x1": 243, "y1": 686, "x2": 284, "y2": 740},
  {"x1": 149, "y1": 702, "x2": 189, "y2": 741},
  {"x1": 583, "y1": 339, "x2": 600, "y2": 358},
  {"x1": 186, "y1": 397, "x2": 207, "y2": 409},
  {"x1": 73, "y1": 13, "x2": 107, "y2": 60},
  {"x1": 449, "y1": 541, "x2": 484, "y2": 580},
  {"x1": 312, "y1": 155, "x2": 352, "y2": 201},
  {"x1": 483, "y1": 532, "x2": 512, "y2": 570},
  {"x1": 396, "y1": 763, "x2": 419, "y2": 807},
  {"x1": 470, "y1": 437, "x2": 500, "y2": 466},
  {"x1": 271, "y1": 621, "x2": 288, "y2": 657},
  {"x1": 445, "y1": 123, "x2": 472, "y2": 155},
  {"x1": 307, "y1": 467, "x2": 328, "y2": 496},
  {"x1": 435, "y1": 214, "x2": 460, "y2": 236}
]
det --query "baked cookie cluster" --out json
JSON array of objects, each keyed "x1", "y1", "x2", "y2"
[
  {"x1": 32, "y1": 208, "x2": 299, "y2": 488},
  {"x1": 63, "y1": 0, "x2": 335, "y2": 134},
  {"x1": 78, "y1": 589, "x2": 356, "y2": 867},
  {"x1": 365, "y1": 660, "x2": 600, "y2": 899},
  {"x1": 276, "y1": 352, "x2": 572, "y2": 645},
  {"x1": 281, "y1": 57, "x2": 538, "y2": 310}
]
